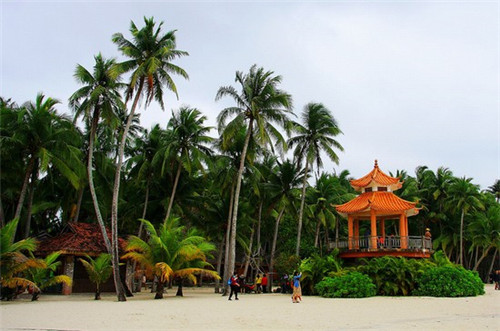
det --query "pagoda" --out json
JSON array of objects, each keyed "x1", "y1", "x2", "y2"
[{"x1": 335, "y1": 160, "x2": 431, "y2": 258}]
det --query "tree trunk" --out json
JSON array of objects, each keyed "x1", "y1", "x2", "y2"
[
  {"x1": 176, "y1": 279, "x2": 184, "y2": 297},
  {"x1": 474, "y1": 245, "x2": 493, "y2": 271},
  {"x1": 72, "y1": 187, "x2": 84, "y2": 222},
  {"x1": 335, "y1": 217, "x2": 339, "y2": 249},
  {"x1": 222, "y1": 181, "x2": 235, "y2": 296},
  {"x1": 110, "y1": 79, "x2": 145, "y2": 302},
  {"x1": 487, "y1": 248, "x2": 498, "y2": 277},
  {"x1": 459, "y1": 209, "x2": 465, "y2": 265},
  {"x1": 87, "y1": 107, "x2": 112, "y2": 254},
  {"x1": 269, "y1": 206, "x2": 285, "y2": 293},
  {"x1": 243, "y1": 221, "x2": 256, "y2": 277},
  {"x1": 227, "y1": 119, "x2": 253, "y2": 291},
  {"x1": 296, "y1": 161, "x2": 310, "y2": 256},
  {"x1": 0, "y1": 196, "x2": 6, "y2": 227},
  {"x1": 255, "y1": 200, "x2": 263, "y2": 272},
  {"x1": 23, "y1": 163, "x2": 38, "y2": 239},
  {"x1": 95, "y1": 284, "x2": 101, "y2": 300},
  {"x1": 13, "y1": 156, "x2": 36, "y2": 238},
  {"x1": 214, "y1": 239, "x2": 224, "y2": 293},
  {"x1": 155, "y1": 280, "x2": 164, "y2": 299},
  {"x1": 133, "y1": 180, "x2": 150, "y2": 292},
  {"x1": 314, "y1": 218, "x2": 321, "y2": 248},
  {"x1": 164, "y1": 162, "x2": 182, "y2": 224}
]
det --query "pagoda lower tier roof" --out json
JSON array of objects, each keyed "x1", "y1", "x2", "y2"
[{"x1": 336, "y1": 191, "x2": 419, "y2": 217}]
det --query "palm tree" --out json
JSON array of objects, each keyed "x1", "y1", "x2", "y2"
[
  {"x1": 487, "y1": 180, "x2": 500, "y2": 202},
  {"x1": 79, "y1": 253, "x2": 113, "y2": 300},
  {"x1": 26, "y1": 251, "x2": 72, "y2": 301},
  {"x1": 123, "y1": 218, "x2": 219, "y2": 299},
  {"x1": 215, "y1": 64, "x2": 293, "y2": 284},
  {"x1": 161, "y1": 107, "x2": 213, "y2": 223},
  {"x1": 9, "y1": 94, "x2": 83, "y2": 238},
  {"x1": 288, "y1": 102, "x2": 344, "y2": 256},
  {"x1": 110, "y1": 16, "x2": 189, "y2": 301},
  {"x1": 0, "y1": 218, "x2": 43, "y2": 300},
  {"x1": 69, "y1": 54, "x2": 124, "y2": 254},
  {"x1": 447, "y1": 177, "x2": 484, "y2": 265}
]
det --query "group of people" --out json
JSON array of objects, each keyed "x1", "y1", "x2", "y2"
[
  {"x1": 226, "y1": 271, "x2": 302, "y2": 304},
  {"x1": 489, "y1": 270, "x2": 500, "y2": 290}
]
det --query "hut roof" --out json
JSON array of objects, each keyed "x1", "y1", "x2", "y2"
[{"x1": 36, "y1": 222, "x2": 127, "y2": 257}]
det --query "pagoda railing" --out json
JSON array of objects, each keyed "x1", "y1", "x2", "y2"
[{"x1": 330, "y1": 236, "x2": 432, "y2": 251}]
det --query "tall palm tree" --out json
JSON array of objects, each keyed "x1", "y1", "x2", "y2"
[
  {"x1": 69, "y1": 54, "x2": 124, "y2": 254},
  {"x1": 10, "y1": 94, "x2": 82, "y2": 238},
  {"x1": 215, "y1": 64, "x2": 292, "y2": 283},
  {"x1": 288, "y1": 102, "x2": 343, "y2": 256},
  {"x1": 110, "y1": 16, "x2": 189, "y2": 301},
  {"x1": 447, "y1": 177, "x2": 484, "y2": 265},
  {"x1": 161, "y1": 107, "x2": 213, "y2": 223},
  {"x1": 487, "y1": 179, "x2": 500, "y2": 202},
  {"x1": 469, "y1": 204, "x2": 500, "y2": 271},
  {"x1": 123, "y1": 218, "x2": 219, "y2": 299}
]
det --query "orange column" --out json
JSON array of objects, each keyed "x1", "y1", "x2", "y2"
[
  {"x1": 399, "y1": 213, "x2": 407, "y2": 249},
  {"x1": 370, "y1": 210, "x2": 377, "y2": 249},
  {"x1": 354, "y1": 219, "x2": 360, "y2": 249},
  {"x1": 380, "y1": 218, "x2": 385, "y2": 238},
  {"x1": 348, "y1": 215, "x2": 353, "y2": 249}
]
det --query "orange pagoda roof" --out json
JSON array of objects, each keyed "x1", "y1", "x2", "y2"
[
  {"x1": 336, "y1": 191, "x2": 419, "y2": 217},
  {"x1": 350, "y1": 160, "x2": 402, "y2": 191}
]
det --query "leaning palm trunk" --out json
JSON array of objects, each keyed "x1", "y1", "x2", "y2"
[
  {"x1": 73, "y1": 187, "x2": 84, "y2": 222},
  {"x1": 269, "y1": 206, "x2": 285, "y2": 293},
  {"x1": 13, "y1": 156, "x2": 35, "y2": 238},
  {"x1": 474, "y1": 245, "x2": 493, "y2": 271},
  {"x1": 487, "y1": 248, "x2": 498, "y2": 278},
  {"x1": 459, "y1": 209, "x2": 465, "y2": 265},
  {"x1": 227, "y1": 119, "x2": 253, "y2": 290},
  {"x1": 222, "y1": 181, "x2": 235, "y2": 296},
  {"x1": 164, "y1": 162, "x2": 182, "y2": 224},
  {"x1": 243, "y1": 221, "x2": 256, "y2": 277},
  {"x1": 110, "y1": 79, "x2": 145, "y2": 302},
  {"x1": 296, "y1": 161, "x2": 309, "y2": 256},
  {"x1": 88, "y1": 108, "x2": 112, "y2": 254}
]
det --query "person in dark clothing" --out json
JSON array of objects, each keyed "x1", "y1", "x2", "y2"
[{"x1": 228, "y1": 272, "x2": 240, "y2": 300}]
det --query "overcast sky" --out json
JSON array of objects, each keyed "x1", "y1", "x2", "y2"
[{"x1": 2, "y1": 1, "x2": 498, "y2": 190}]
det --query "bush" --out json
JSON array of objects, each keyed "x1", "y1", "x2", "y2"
[
  {"x1": 315, "y1": 272, "x2": 376, "y2": 298},
  {"x1": 413, "y1": 266, "x2": 484, "y2": 297},
  {"x1": 299, "y1": 252, "x2": 343, "y2": 295}
]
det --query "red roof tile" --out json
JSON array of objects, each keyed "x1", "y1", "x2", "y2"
[
  {"x1": 36, "y1": 222, "x2": 126, "y2": 256},
  {"x1": 350, "y1": 160, "x2": 401, "y2": 191},
  {"x1": 336, "y1": 191, "x2": 418, "y2": 216}
]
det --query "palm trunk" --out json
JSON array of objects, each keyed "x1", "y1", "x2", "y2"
[
  {"x1": 222, "y1": 181, "x2": 235, "y2": 296},
  {"x1": 73, "y1": 187, "x2": 84, "y2": 222},
  {"x1": 87, "y1": 107, "x2": 112, "y2": 254},
  {"x1": 164, "y1": 161, "x2": 182, "y2": 224},
  {"x1": 227, "y1": 119, "x2": 253, "y2": 290},
  {"x1": 133, "y1": 180, "x2": 150, "y2": 292},
  {"x1": 243, "y1": 221, "x2": 256, "y2": 277},
  {"x1": 111, "y1": 79, "x2": 145, "y2": 302},
  {"x1": 474, "y1": 245, "x2": 493, "y2": 271},
  {"x1": 13, "y1": 156, "x2": 36, "y2": 238},
  {"x1": 296, "y1": 161, "x2": 310, "y2": 256},
  {"x1": 0, "y1": 196, "x2": 6, "y2": 227},
  {"x1": 459, "y1": 209, "x2": 465, "y2": 265},
  {"x1": 95, "y1": 284, "x2": 101, "y2": 300},
  {"x1": 155, "y1": 280, "x2": 164, "y2": 299},
  {"x1": 256, "y1": 200, "x2": 263, "y2": 256},
  {"x1": 269, "y1": 206, "x2": 285, "y2": 293},
  {"x1": 487, "y1": 248, "x2": 498, "y2": 277},
  {"x1": 335, "y1": 218, "x2": 339, "y2": 249},
  {"x1": 314, "y1": 218, "x2": 321, "y2": 248},
  {"x1": 23, "y1": 166, "x2": 37, "y2": 239},
  {"x1": 176, "y1": 279, "x2": 184, "y2": 296},
  {"x1": 214, "y1": 239, "x2": 224, "y2": 293}
]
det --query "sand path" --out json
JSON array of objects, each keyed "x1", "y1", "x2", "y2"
[{"x1": 1, "y1": 284, "x2": 499, "y2": 330}]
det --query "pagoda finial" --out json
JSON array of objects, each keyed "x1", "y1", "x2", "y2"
[{"x1": 374, "y1": 159, "x2": 378, "y2": 168}]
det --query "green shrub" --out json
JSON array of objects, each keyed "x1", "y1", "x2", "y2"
[
  {"x1": 356, "y1": 256, "x2": 434, "y2": 296},
  {"x1": 315, "y1": 272, "x2": 376, "y2": 298},
  {"x1": 299, "y1": 251, "x2": 343, "y2": 295},
  {"x1": 413, "y1": 266, "x2": 484, "y2": 297}
]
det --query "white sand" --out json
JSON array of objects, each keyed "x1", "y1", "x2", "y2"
[{"x1": 1, "y1": 285, "x2": 499, "y2": 330}]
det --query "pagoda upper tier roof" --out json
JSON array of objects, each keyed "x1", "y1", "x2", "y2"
[
  {"x1": 336, "y1": 191, "x2": 419, "y2": 217},
  {"x1": 350, "y1": 160, "x2": 402, "y2": 191}
]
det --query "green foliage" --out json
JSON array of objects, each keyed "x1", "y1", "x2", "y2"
[
  {"x1": 413, "y1": 266, "x2": 484, "y2": 297},
  {"x1": 299, "y1": 251, "x2": 343, "y2": 295},
  {"x1": 274, "y1": 253, "x2": 301, "y2": 276},
  {"x1": 315, "y1": 272, "x2": 376, "y2": 298},
  {"x1": 356, "y1": 256, "x2": 434, "y2": 296},
  {"x1": 79, "y1": 253, "x2": 113, "y2": 287}
]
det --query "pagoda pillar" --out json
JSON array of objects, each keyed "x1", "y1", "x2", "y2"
[
  {"x1": 354, "y1": 219, "x2": 360, "y2": 249},
  {"x1": 347, "y1": 215, "x2": 354, "y2": 249},
  {"x1": 380, "y1": 218, "x2": 385, "y2": 238},
  {"x1": 370, "y1": 210, "x2": 377, "y2": 249},
  {"x1": 399, "y1": 213, "x2": 407, "y2": 249}
]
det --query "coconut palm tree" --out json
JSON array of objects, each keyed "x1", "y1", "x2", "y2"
[
  {"x1": 0, "y1": 218, "x2": 43, "y2": 300},
  {"x1": 26, "y1": 251, "x2": 72, "y2": 301},
  {"x1": 69, "y1": 54, "x2": 124, "y2": 254},
  {"x1": 288, "y1": 102, "x2": 343, "y2": 256},
  {"x1": 110, "y1": 16, "x2": 189, "y2": 301},
  {"x1": 79, "y1": 253, "x2": 113, "y2": 300},
  {"x1": 487, "y1": 179, "x2": 500, "y2": 202},
  {"x1": 123, "y1": 218, "x2": 219, "y2": 299},
  {"x1": 446, "y1": 177, "x2": 484, "y2": 265},
  {"x1": 161, "y1": 107, "x2": 213, "y2": 223},
  {"x1": 215, "y1": 64, "x2": 293, "y2": 284}
]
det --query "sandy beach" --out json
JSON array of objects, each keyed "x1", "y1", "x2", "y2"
[{"x1": 1, "y1": 284, "x2": 499, "y2": 330}]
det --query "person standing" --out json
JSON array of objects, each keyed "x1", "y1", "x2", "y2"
[
  {"x1": 255, "y1": 274, "x2": 262, "y2": 293},
  {"x1": 292, "y1": 271, "x2": 302, "y2": 303},
  {"x1": 261, "y1": 274, "x2": 268, "y2": 293},
  {"x1": 228, "y1": 272, "x2": 240, "y2": 301}
]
